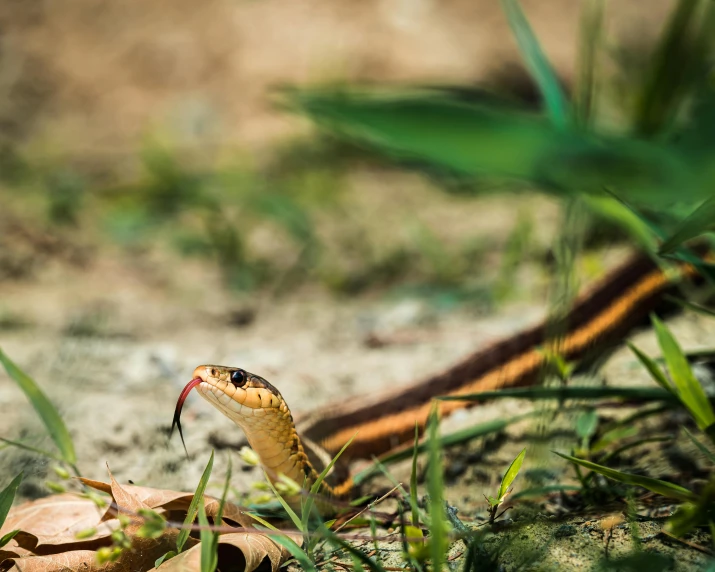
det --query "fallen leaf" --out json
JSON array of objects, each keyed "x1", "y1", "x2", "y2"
[
  {"x1": 0, "y1": 494, "x2": 117, "y2": 551},
  {"x1": 1, "y1": 549, "x2": 106, "y2": 571},
  {"x1": 80, "y1": 479, "x2": 254, "y2": 527},
  {"x1": 150, "y1": 531, "x2": 298, "y2": 572}
]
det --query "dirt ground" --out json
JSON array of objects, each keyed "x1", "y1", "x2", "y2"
[{"x1": 2, "y1": 206, "x2": 715, "y2": 569}]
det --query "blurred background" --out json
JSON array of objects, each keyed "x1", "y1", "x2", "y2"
[{"x1": 0, "y1": 0, "x2": 701, "y2": 505}]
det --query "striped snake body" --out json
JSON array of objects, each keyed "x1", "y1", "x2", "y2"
[{"x1": 173, "y1": 253, "x2": 700, "y2": 499}]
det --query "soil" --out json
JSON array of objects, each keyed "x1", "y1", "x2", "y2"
[{"x1": 2, "y1": 223, "x2": 715, "y2": 570}]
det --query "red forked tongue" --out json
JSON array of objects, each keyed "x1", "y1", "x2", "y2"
[{"x1": 171, "y1": 377, "x2": 203, "y2": 457}]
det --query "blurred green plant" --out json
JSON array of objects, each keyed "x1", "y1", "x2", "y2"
[
  {"x1": 285, "y1": 0, "x2": 715, "y2": 264},
  {"x1": 557, "y1": 316, "x2": 715, "y2": 536},
  {"x1": 486, "y1": 448, "x2": 526, "y2": 525},
  {"x1": 0, "y1": 349, "x2": 78, "y2": 475}
]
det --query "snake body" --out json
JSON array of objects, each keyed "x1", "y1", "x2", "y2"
[{"x1": 176, "y1": 252, "x2": 699, "y2": 499}]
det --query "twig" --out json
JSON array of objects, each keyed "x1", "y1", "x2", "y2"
[{"x1": 335, "y1": 484, "x2": 402, "y2": 533}]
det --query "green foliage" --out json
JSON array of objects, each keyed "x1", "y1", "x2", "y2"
[
  {"x1": 0, "y1": 473, "x2": 22, "y2": 545},
  {"x1": 353, "y1": 411, "x2": 536, "y2": 485},
  {"x1": 0, "y1": 348, "x2": 77, "y2": 468},
  {"x1": 497, "y1": 448, "x2": 527, "y2": 505},
  {"x1": 651, "y1": 315, "x2": 715, "y2": 433},
  {"x1": 633, "y1": 0, "x2": 714, "y2": 138},
  {"x1": 501, "y1": 0, "x2": 569, "y2": 129},
  {"x1": 438, "y1": 385, "x2": 675, "y2": 403},
  {"x1": 554, "y1": 452, "x2": 696, "y2": 502},
  {"x1": 198, "y1": 498, "x2": 218, "y2": 572},
  {"x1": 288, "y1": 88, "x2": 701, "y2": 208},
  {"x1": 177, "y1": 450, "x2": 214, "y2": 553}
]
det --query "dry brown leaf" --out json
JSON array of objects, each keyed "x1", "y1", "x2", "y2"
[
  {"x1": 107, "y1": 467, "x2": 150, "y2": 515},
  {"x1": 1, "y1": 468, "x2": 271, "y2": 572},
  {"x1": 1, "y1": 549, "x2": 106, "y2": 571},
  {"x1": 150, "y1": 531, "x2": 298, "y2": 572},
  {"x1": 0, "y1": 494, "x2": 117, "y2": 551},
  {"x1": 80, "y1": 479, "x2": 254, "y2": 527}
]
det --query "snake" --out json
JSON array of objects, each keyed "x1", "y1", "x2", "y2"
[{"x1": 172, "y1": 252, "x2": 700, "y2": 499}]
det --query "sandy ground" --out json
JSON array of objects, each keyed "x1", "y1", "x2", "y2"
[{"x1": 2, "y1": 227, "x2": 715, "y2": 570}]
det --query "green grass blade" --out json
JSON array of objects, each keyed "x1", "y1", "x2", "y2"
[
  {"x1": 659, "y1": 196, "x2": 715, "y2": 254},
  {"x1": 682, "y1": 427, "x2": 715, "y2": 464},
  {"x1": 598, "y1": 435, "x2": 673, "y2": 467},
  {"x1": 216, "y1": 456, "x2": 231, "y2": 527},
  {"x1": 0, "y1": 349, "x2": 76, "y2": 465},
  {"x1": 438, "y1": 386, "x2": 676, "y2": 403},
  {"x1": 574, "y1": 0, "x2": 604, "y2": 129},
  {"x1": 0, "y1": 437, "x2": 65, "y2": 463},
  {"x1": 264, "y1": 474, "x2": 303, "y2": 531},
  {"x1": 497, "y1": 448, "x2": 526, "y2": 503},
  {"x1": 410, "y1": 423, "x2": 420, "y2": 527},
  {"x1": 511, "y1": 485, "x2": 581, "y2": 501},
  {"x1": 267, "y1": 533, "x2": 317, "y2": 572},
  {"x1": 0, "y1": 473, "x2": 23, "y2": 529},
  {"x1": 427, "y1": 407, "x2": 446, "y2": 572},
  {"x1": 177, "y1": 450, "x2": 214, "y2": 553},
  {"x1": 664, "y1": 295, "x2": 715, "y2": 319},
  {"x1": 555, "y1": 452, "x2": 696, "y2": 502},
  {"x1": 198, "y1": 497, "x2": 218, "y2": 572},
  {"x1": 501, "y1": 0, "x2": 570, "y2": 129},
  {"x1": 323, "y1": 528, "x2": 388, "y2": 572},
  {"x1": 627, "y1": 343, "x2": 674, "y2": 393},
  {"x1": 652, "y1": 315, "x2": 715, "y2": 430},
  {"x1": 299, "y1": 432, "x2": 357, "y2": 531},
  {"x1": 310, "y1": 433, "x2": 356, "y2": 495},
  {"x1": 352, "y1": 412, "x2": 535, "y2": 485},
  {"x1": 634, "y1": 0, "x2": 703, "y2": 137}
]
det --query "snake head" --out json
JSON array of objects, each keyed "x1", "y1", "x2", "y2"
[{"x1": 171, "y1": 365, "x2": 288, "y2": 457}]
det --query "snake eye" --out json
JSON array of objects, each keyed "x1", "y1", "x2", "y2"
[{"x1": 230, "y1": 369, "x2": 247, "y2": 386}]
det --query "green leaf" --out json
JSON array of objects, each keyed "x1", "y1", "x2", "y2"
[
  {"x1": 659, "y1": 196, "x2": 715, "y2": 254},
  {"x1": 0, "y1": 349, "x2": 76, "y2": 465},
  {"x1": 0, "y1": 473, "x2": 23, "y2": 529},
  {"x1": 288, "y1": 89, "x2": 702, "y2": 207},
  {"x1": 498, "y1": 448, "x2": 527, "y2": 503},
  {"x1": 154, "y1": 551, "x2": 176, "y2": 568},
  {"x1": 198, "y1": 497, "x2": 218, "y2": 572},
  {"x1": 177, "y1": 450, "x2": 214, "y2": 553},
  {"x1": 652, "y1": 315, "x2": 715, "y2": 430},
  {"x1": 0, "y1": 529, "x2": 20, "y2": 549},
  {"x1": 576, "y1": 410, "x2": 599, "y2": 441},
  {"x1": 554, "y1": 452, "x2": 696, "y2": 502},
  {"x1": 627, "y1": 343, "x2": 674, "y2": 394},
  {"x1": 501, "y1": 0, "x2": 570, "y2": 129},
  {"x1": 666, "y1": 479, "x2": 715, "y2": 537}
]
